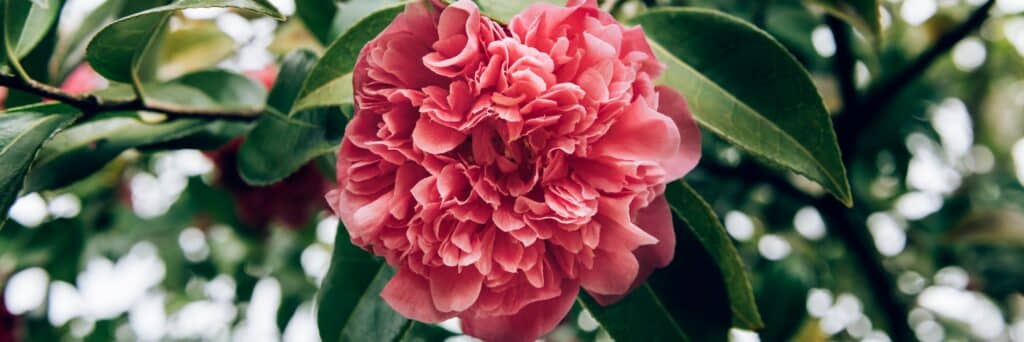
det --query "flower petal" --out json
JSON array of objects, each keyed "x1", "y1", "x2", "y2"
[
  {"x1": 412, "y1": 117, "x2": 467, "y2": 154},
  {"x1": 655, "y1": 85, "x2": 701, "y2": 180},
  {"x1": 429, "y1": 266, "x2": 485, "y2": 312},
  {"x1": 580, "y1": 249, "x2": 639, "y2": 296},
  {"x1": 460, "y1": 280, "x2": 579, "y2": 342},
  {"x1": 381, "y1": 267, "x2": 455, "y2": 323}
]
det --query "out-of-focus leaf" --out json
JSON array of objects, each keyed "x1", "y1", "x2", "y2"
[
  {"x1": 327, "y1": 0, "x2": 400, "y2": 42},
  {"x1": 945, "y1": 210, "x2": 1024, "y2": 246},
  {"x1": 292, "y1": 3, "x2": 404, "y2": 114},
  {"x1": 1, "y1": 0, "x2": 62, "y2": 68},
  {"x1": 239, "y1": 50, "x2": 345, "y2": 185},
  {"x1": 807, "y1": 0, "x2": 881, "y2": 38},
  {"x1": 664, "y1": 181, "x2": 763, "y2": 329},
  {"x1": 467, "y1": 0, "x2": 561, "y2": 23},
  {"x1": 50, "y1": 0, "x2": 125, "y2": 81},
  {"x1": 85, "y1": 0, "x2": 283, "y2": 90},
  {"x1": 756, "y1": 259, "x2": 814, "y2": 341},
  {"x1": 157, "y1": 21, "x2": 236, "y2": 79},
  {"x1": 579, "y1": 286, "x2": 691, "y2": 341},
  {"x1": 0, "y1": 103, "x2": 79, "y2": 227},
  {"x1": 295, "y1": 0, "x2": 338, "y2": 44},
  {"x1": 632, "y1": 9, "x2": 852, "y2": 206},
  {"x1": 316, "y1": 225, "x2": 408, "y2": 342}
]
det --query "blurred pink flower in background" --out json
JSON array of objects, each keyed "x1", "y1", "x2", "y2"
[
  {"x1": 0, "y1": 298, "x2": 18, "y2": 342},
  {"x1": 59, "y1": 64, "x2": 106, "y2": 95},
  {"x1": 206, "y1": 138, "x2": 330, "y2": 231},
  {"x1": 327, "y1": 0, "x2": 702, "y2": 340}
]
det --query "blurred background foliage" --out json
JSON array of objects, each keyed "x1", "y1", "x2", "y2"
[{"x1": 1, "y1": 0, "x2": 1023, "y2": 341}]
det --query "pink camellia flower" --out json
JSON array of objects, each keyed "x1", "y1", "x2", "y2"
[{"x1": 326, "y1": 0, "x2": 700, "y2": 340}]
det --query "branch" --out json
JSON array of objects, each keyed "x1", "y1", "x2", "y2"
[
  {"x1": 0, "y1": 73, "x2": 262, "y2": 121},
  {"x1": 826, "y1": 15, "x2": 857, "y2": 110},
  {"x1": 836, "y1": 0, "x2": 996, "y2": 148}
]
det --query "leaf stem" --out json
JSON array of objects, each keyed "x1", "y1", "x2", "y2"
[{"x1": 0, "y1": 72, "x2": 262, "y2": 121}]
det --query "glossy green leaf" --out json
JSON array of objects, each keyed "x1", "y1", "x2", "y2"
[
  {"x1": 632, "y1": 9, "x2": 852, "y2": 206},
  {"x1": 467, "y1": 0, "x2": 561, "y2": 23},
  {"x1": 85, "y1": 0, "x2": 283, "y2": 87},
  {"x1": 316, "y1": 224, "x2": 408, "y2": 342},
  {"x1": 239, "y1": 50, "x2": 345, "y2": 185},
  {"x1": 1, "y1": 0, "x2": 62, "y2": 71},
  {"x1": 0, "y1": 103, "x2": 79, "y2": 227},
  {"x1": 291, "y1": 3, "x2": 405, "y2": 114},
  {"x1": 173, "y1": 69, "x2": 267, "y2": 111},
  {"x1": 578, "y1": 286, "x2": 691, "y2": 341},
  {"x1": 664, "y1": 181, "x2": 763, "y2": 330},
  {"x1": 808, "y1": 0, "x2": 881, "y2": 38}
]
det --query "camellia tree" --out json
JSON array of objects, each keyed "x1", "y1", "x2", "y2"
[{"x1": 2, "y1": 0, "x2": 1023, "y2": 341}]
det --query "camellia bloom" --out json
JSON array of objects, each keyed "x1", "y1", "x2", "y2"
[{"x1": 326, "y1": 0, "x2": 700, "y2": 340}]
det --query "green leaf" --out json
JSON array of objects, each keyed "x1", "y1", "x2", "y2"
[
  {"x1": 24, "y1": 70, "x2": 263, "y2": 192},
  {"x1": 0, "y1": 103, "x2": 79, "y2": 227},
  {"x1": 157, "y1": 21, "x2": 236, "y2": 79},
  {"x1": 465, "y1": 0, "x2": 561, "y2": 23},
  {"x1": 291, "y1": 2, "x2": 405, "y2": 114},
  {"x1": 664, "y1": 181, "x2": 763, "y2": 330},
  {"x1": 295, "y1": 0, "x2": 339, "y2": 44},
  {"x1": 238, "y1": 50, "x2": 345, "y2": 185},
  {"x1": 23, "y1": 116, "x2": 207, "y2": 192},
  {"x1": 316, "y1": 225, "x2": 408, "y2": 342},
  {"x1": 632, "y1": 9, "x2": 852, "y2": 206},
  {"x1": 49, "y1": 0, "x2": 125, "y2": 81},
  {"x1": 578, "y1": 286, "x2": 691, "y2": 341},
  {"x1": 756, "y1": 259, "x2": 814, "y2": 342},
  {"x1": 398, "y1": 322, "x2": 456, "y2": 342},
  {"x1": 327, "y1": 0, "x2": 400, "y2": 43},
  {"x1": 807, "y1": 0, "x2": 881, "y2": 39},
  {"x1": 174, "y1": 69, "x2": 268, "y2": 111},
  {"x1": 1, "y1": 0, "x2": 62, "y2": 69},
  {"x1": 85, "y1": 0, "x2": 283, "y2": 87}
]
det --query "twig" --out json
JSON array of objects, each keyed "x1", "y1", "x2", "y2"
[
  {"x1": 835, "y1": 0, "x2": 996, "y2": 149},
  {"x1": 0, "y1": 73, "x2": 262, "y2": 121},
  {"x1": 826, "y1": 15, "x2": 858, "y2": 110}
]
